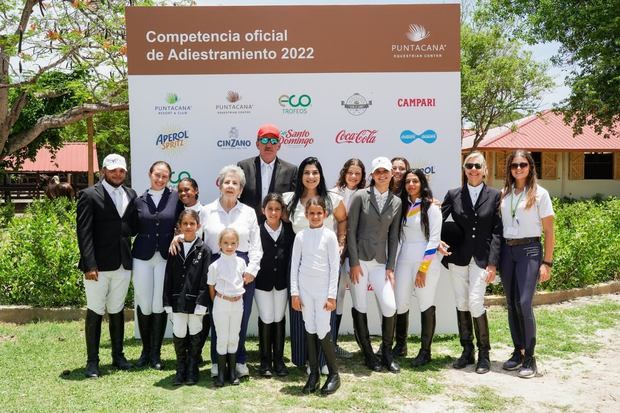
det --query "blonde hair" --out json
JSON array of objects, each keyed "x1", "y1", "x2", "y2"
[
  {"x1": 462, "y1": 151, "x2": 488, "y2": 179},
  {"x1": 218, "y1": 228, "x2": 239, "y2": 245}
]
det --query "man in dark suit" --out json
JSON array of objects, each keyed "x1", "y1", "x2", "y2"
[
  {"x1": 76, "y1": 154, "x2": 137, "y2": 378},
  {"x1": 237, "y1": 123, "x2": 297, "y2": 219}
]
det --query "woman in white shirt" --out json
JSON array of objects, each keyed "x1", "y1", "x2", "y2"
[
  {"x1": 329, "y1": 158, "x2": 367, "y2": 358},
  {"x1": 394, "y1": 169, "x2": 442, "y2": 368},
  {"x1": 499, "y1": 150, "x2": 554, "y2": 379},
  {"x1": 203, "y1": 165, "x2": 263, "y2": 379}
]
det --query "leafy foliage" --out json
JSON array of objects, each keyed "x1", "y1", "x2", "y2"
[
  {"x1": 482, "y1": 0, "x2": 620, "y2": 137},
  {"x1": 461, "y1": 21, "x2": 553, "y2": 149}
]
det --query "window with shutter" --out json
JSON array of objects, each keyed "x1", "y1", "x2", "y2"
[
  {"x1": 542, "y1": 152, "x2": 558, "y2": 180},
  {"x1": 569, "y1": 152, "x2": 585, "y2": 180}
]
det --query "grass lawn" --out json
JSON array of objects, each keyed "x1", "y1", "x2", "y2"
[{"x1": 0, "y1": 299, "x2": 618, "y2": 412}]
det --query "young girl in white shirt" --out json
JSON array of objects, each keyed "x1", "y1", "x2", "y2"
[
  {"x1": 208, "y1": 228, "x2": 246, "y2": 387},
  {"x1": 290, "y1": 198, "x2": 341, "y2": 395}
]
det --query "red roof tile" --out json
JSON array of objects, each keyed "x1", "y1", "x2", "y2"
[
  {"x1": 14, "y1": 142, "x2": 99, "y2": 172},
  {"x1": 463, "y1": 110, "x2": 620, "y2": 151}
]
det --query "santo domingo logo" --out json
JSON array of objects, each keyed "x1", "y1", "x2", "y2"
[
  {"x1": 400, "y1": 129, "x2": 437, "y2": 144},
  {"x1": 278, "y1": 94, "x2": 311, "y2": 114},
  {"x1": 154, "y1": 93, "x2": 192, "y2": 116},
  {"x1": 341, "y1": 93, "x2": 372, "y2": 116},
  {"x1": 155, "y1": 129, "x2": 190, "y2": 150},
  {"x1": 217, "y1": 127, "x2": 252, "y2": 149}
]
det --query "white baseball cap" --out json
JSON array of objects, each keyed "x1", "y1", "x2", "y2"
[
  {"x1": 102, "y1": 154, "x2": 127, "y2": 171},
  {"x1": 371, "y1": 156, "x2": 392, "y2": 173}
]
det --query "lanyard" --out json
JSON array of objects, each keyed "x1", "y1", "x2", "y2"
[{"x1": 510, "y1": 187, "x2": 525, "y2": 220}]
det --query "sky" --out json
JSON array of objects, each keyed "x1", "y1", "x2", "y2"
[{"x1": 194, "y1": 0, "x2": 571, "y2": 110}]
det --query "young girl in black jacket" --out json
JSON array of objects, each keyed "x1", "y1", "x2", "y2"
[{"x1": 163, "y1": 209, "x2": 211, "y2": 386}]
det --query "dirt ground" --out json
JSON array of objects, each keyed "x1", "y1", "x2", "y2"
[{"x1": 403, "y1": 294, "x2": 620, "y2": 412}]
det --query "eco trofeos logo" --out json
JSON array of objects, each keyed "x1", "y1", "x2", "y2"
[{"x1": 278, "y1": 94, "x2": 311, "y2": 114}]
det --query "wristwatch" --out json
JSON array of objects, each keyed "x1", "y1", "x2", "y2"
[{"x1": 542, "y1": 260, "x2": 553, "y2": 268}]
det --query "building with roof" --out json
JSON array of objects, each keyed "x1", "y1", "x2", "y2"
[
  {"x1": 462, "y1": 110, "x2": 620, "y2": 198},
  {"x1": 2, "y1": 142, "x2": 98, "y2": 202}
]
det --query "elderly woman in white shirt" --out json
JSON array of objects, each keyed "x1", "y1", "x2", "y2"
[{"x1": 203, "y1": 165, "x2": 263, "y2": 379}]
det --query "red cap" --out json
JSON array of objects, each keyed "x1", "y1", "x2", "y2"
[{"x1": 257, "y1": 123, "x2": 281, "y2": 139}]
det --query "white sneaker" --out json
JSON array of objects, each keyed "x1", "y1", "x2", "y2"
[
  {"x1": 211, "y1": 364, "x2": 218, "y2": 378},
  {"x1": 236, "y1": 362, "x2": 249, "y2": 378},
  {"x1": 321, "y1": 365, "x2": 329, "y2": 375}
]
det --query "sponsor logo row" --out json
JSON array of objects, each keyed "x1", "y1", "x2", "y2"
[
  {"x1": 154, "y1": 127, "x2": 440, "y2": 151},
  {"x1": 154, "y1": 92, "x2": 437, "y2": 117}
]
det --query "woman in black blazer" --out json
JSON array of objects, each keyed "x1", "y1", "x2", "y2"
[
  {"x1": 132, "y1": 160, "x2": 184, "y2": 370},
  {"x1": 441, "y1": 151, "x2": 502, "y2": 374},
  {"x1": 255, "y1": 193, "x2": 295, "y2": 377}
]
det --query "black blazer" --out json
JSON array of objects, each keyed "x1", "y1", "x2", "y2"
[
  {"x1": 238, "y1": 156, "x2": 298, "y2": 218},
  {"x1": 441, "y1": 184, "x2": 502, "y2": 269},
  {"x1": 255, "y1": 221, "x2": 295, "y2": 292},
  {"x1": 76, "y1": 182, "x2": 137, "y2": 272},
  {"x1": 163, "y1": 237, "x2": 211, "y2": 313},
  {"x1": 131, "y1": 187, "x2": 184, "y2": 260}
]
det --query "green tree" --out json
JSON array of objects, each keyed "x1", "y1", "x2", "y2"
[
  {"x1": 0, "y1": 0, "x2": 144, "y2": 164},
  {"x1": 483, "y1": 0, "x2": 620, "y2": 137},
  {"x1": 461, "y1": 22, "x2": 553, "y2": 149}
]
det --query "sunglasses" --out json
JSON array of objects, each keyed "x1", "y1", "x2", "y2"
[
  {"x1": 259, "y1": 137, "x2": 279, "y2": 145},
  {"x1": 464, "y1": 163, "x2": 482, "y2": 170},
  {"x1": 510, "y1": 162, "x2": 529, "y2": 170}
]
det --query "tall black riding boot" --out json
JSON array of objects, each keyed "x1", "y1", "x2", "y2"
[
  {"x1": 381, "y1": 315, "x2": 400, "y2": 373},
  {"x1": 303, "y1": 333, "x2": 320, "y2": 394},
  {"x1": 319, "y1": 334, "x2": 340, "y2": 395},
  {"x1": 150, "y1": 312, "x2": 167, "y2": 370},
  {"x1": 273, "y1": 318, "x2": 289, "y2": 376},
  {"x1": 84, "y1": 309, "x2": 102, "y2": 378},
  {"x1": 186, "y1": 333, "x2": 202, "y2": 385},
  {"x1": 411, "y1": 306, "x2": 435, "y2": 368},
  {"x1": 228, "y1": 352, "x2": 240, "y2": 385},
  {"x1": 258, "y1": 318, "x2": 273, "y2": 377},
  {"x1": 172, "y1": 335, "x2": 188, "y2": 386},
  {"x1": 392, "y1": 311, "x2": 409, "y2": 357},
  {"x1": 109, "y1": 310, "x2": 132, "y2": 370},
  {"x1": 214, "y1": 354, "x2": 226, "y2": 387},
  {"x1": 453, "y1": 309, "x2": 475, "y2": 369},
  {"x1": 197, "y1": 314, "x2": 210, "y2": 366},
  {"x1": 473, "y1": 312, "x2": 491, "y2": 374},
  {"x1": 135, "y1": 306, "x2": 152, "y2": 368},
  {"x1": 352, "y1": 308, "x2": 382, "y2": 372}
]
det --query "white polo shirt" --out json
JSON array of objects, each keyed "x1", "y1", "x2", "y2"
[{"x1": 500, "y1": 185, "x2": 554, "y2": 239}]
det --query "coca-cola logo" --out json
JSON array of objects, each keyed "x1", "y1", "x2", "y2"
[
  {"x1": 335, "y1": 129, "x2": 378, "y2": 144},
  {"x1": 280, "y1": 129, "x2": 314, "y2": 148}
]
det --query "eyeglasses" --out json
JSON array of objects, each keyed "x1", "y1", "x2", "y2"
[
  {"x1": 464, "y1": 163, "x2": 482, "y2": 170},
  {"x1": 259, "y1": 137, "x2": 279, "y2": 145},
  {"x1": 510, "y1": 162, "x2": 529, "y2": 170}
]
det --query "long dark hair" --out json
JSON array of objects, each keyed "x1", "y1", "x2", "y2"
[
  {"x1": 288, "y1": 157, "x2": 332, "y2": 216},
  {"x1": 390, "y1": 156, "x2": 410, "y2": 194},
  {"x1": 502, "y1": 150, "x2": 538, "y2": 209},
  {"x1": 400, "y1": 169, "x2": 433, "y2": 240},
  {"x1": 335, "y1": 158, "x2": 366, "y2": 189}
]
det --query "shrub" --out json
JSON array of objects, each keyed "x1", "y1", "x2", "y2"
[
  {"x1": 489, "y1": 197, "x2": 620, "y2": 293},
  {"x1": 0, "y1": 202, "x2": 15, "y2": 228}
]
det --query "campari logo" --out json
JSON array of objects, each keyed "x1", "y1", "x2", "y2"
[
  {"x1": 280, "y1": 129, "x2": 314, "y2": 148},
  {"x1": 154, "y1": 93, "x2": 192, "y2": 116},
  {"x1": 400, "y1": 129, "x2": 437, "y2": 144},
  {"x1": 216, "y1": 127, "x2": 252, "y2": 149},
  {"x1": 155, "y1": 129, "x2": 190, "y2": 150},
  {"x1": 397, "y1": 98, "x2": 436, "y2": 108},
  {"x1": 215, "y1": 91, "x2": 253, "y2": 115},
  {"x1": 391, "y1": 23, "x2": 447, "y2": 60},
  {"x1": 335, "y1": 129, "x2": 377, "y2": 144}
]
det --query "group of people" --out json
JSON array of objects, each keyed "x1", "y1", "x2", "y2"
[{"x1": 76, "y1": 123, "x2": 555, "y2": 395}]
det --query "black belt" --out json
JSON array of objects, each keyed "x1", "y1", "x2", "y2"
[{"x1": 505, "y1": 237, "x2": 540, "y2": 246}]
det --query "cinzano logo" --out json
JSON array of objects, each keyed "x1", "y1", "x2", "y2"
[{"x1": 217, "y1": 127, "x2": 252, "y2": 149}]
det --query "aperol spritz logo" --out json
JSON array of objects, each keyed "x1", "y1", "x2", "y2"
[
  {"x1": 391, "y1": 23, "x2": 447, "y2": 60},
  {"x1": 154, "y1": 93, "x2": 192, "y2": 116}
]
